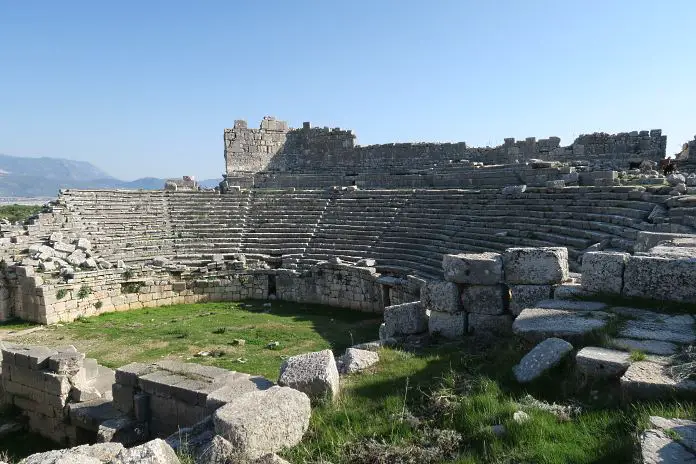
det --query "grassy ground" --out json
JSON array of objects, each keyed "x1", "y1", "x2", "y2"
[
  {"x1": 10, "y1": 300, "x2": 382, "y2": 380},
  {"x1": 0, "y1": 204, "x2": 42, "y2": 223},
  {"x1": 5, "y1": 301, "x2": 696, "y2": 463}
]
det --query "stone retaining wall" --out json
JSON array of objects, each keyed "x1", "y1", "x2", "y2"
[{"x1": 3, "y1": 260, "x2": 396, "y2": 323}]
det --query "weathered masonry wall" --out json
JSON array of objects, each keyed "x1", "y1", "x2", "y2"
[
  {"x1": 6, "y1": 261, "x2": 399, "y2": 323},
  {"x1": 223, "y1": 117, "x2": 667, "y2": 186},
  {"x1": 1, "y1": 344, "x2": 115, "y2": 445}
]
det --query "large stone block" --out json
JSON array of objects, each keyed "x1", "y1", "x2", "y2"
[
  {"x1": 514, "y1": 338, "x2": 573, "y2": 383},
  {"x1": 581, "y1": 251, "x2": 629, "y2": 295},
  {"x1": 623, "y1": 255, "x2": 696, "y2": 303},
  {"x1": 277, "y1": 349, "x2": 339, "y2": 402},
  {"x1": 503, "y1": 247, "x2": 569, "y2": 285},
  {"x1": 509, "y1": 285, "x2": 552, "y2": 316},
  {"x1": 383, "y1": 301, "x2": 428, "y2": 337},
  {"x1": 460, "y1": 285, "x2": 505, "y2": 314},
  {"x1": 576, "y1": 347, "x2": 630, "y2": 379},
  {"x1": 213, "y1": 386, "x2": 310, "y2": 459},
  {"x1": 428, "y1": 311, "x2": 466, "y2": 339},
  {"x1": 442, "y1": 252, "x2": 503, "y2": 285},
  {"x1": 114, "y1": 438, "x2": 180, "y2": 463},
  {"x1": 420, "y1": 280, "x2": 461, "y2": 313}
]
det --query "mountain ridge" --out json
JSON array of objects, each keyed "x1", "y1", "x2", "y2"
[{"x1": 0, "y1": 154, "x2": 221, "y2": 197}]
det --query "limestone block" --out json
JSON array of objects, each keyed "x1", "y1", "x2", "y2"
[
  {"x1": 428, "y1": 311, "x2": 466, "y2": 339},
  {"x1": 513, "y1": 338, "x2": 573, "y2": 383},
  {"x1": 581, "y1": 251, "x2": 629, "y2": 295},
  {"x1": 513, "y1": 307, "x2": 612, "y2": 343},
  {"x1": 53, "y1": 242, "x2": 76, "y2": 254},
  {"x1": 48, "y1": 351, "x2": 85, "y2": 375},
  {"x1": 503, "y1": 247, "x2": 569, "y2": 285},
  {"x1": 278, "y1": 349, "x2": 339, "y2": 402},
  {"x1": 460, "y1": 285, "x2": 505, "y2": 314},
  {"x1": 115, "y1": 362, "x2": 156, "y2": 387},
  {"x1": 76, "y1": 238, "x2": 91, "y2": 251},
  {"x1": 623, "y1": 255, "x2": 696, "y2": 303},
  {"x1": 340, "y1": 348, "x2": 379, "y2": 374},
  {"x1": 383, "y1": 301, "x2": 428, "y2": 337},
  {"x1": 205, "y1": 373, "x2": 274, "y2": 411},
  {"x1": 213, "y1": 386, "x2": 311, "y2": 459},
  {"x1": 20, "y1": 443, "x2": 125, "y2": 464},
  {"x1": 576, "y1": 346, "x2": 630, "y2": 379},
  {"x1": 467, "y1": 313, "x2": 513, "y2": 335},
  {"x1": 509, "y1": 285, "x2": 552, "y2": 316},
  {"x1": 442, "y1": 252, "x2": 503, "y2": 285},
  {"x1": 621, "y1": 361, "x2": 696, "y2": 401},
  {"x1": 420, "y1": 280, "x2": 461, "y2": 313},
  {"x1": 114, "y1": 438, "x2": 180, "y2": 464}
]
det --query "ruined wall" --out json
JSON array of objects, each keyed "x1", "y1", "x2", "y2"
[
  {"x1": 223, "y1": 117, "x2": 667, "y2": 186},
  {"x1": 276, "y1": 262, "x2": 384, "y2": 312},
  {"x1": 11, "y1": 260, "x2": 386, "y2": 324},
  {"x1": 1, "y1": 344, "x2": 114, "y2": 445},
  {"x1": 223, "y1": 117, "x2": 290, "y2": 176}
]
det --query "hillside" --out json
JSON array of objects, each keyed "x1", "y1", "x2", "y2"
[{"x1": 0, "y1": 154, "x2": 220, "y2": 197}]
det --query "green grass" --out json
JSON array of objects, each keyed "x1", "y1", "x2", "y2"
[
  {"x1": 9, "y1": 301, "x2": 696, "y2": 463},
  {"x1": 629, "y1": 350, "x2": 647, "y2": 362},
  {"x1": 0, "y1": 204, "x2": 42, "y2": 223},
  {"x1": 14, "y1": 300, "x2": 381, "y2": 380}
]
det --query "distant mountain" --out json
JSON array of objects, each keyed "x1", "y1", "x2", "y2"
[{"x1": 0, "y1": 154, "x2": 222, "y2": 197}]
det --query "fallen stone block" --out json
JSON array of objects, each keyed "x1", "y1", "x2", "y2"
[
  {"x1": 205, "y1": 373, "x2": 274, "y2": 411},
  {"x1": 20, "y1": 443, "x2": 125, "y2": 464},
  {"x1": 503, "y1": 247, "x2": 569, "y2": 285},
  {"x1": 621, "y1": 361, "x2": 696, "y2": 402},
  {"x1": 512, "y1": 307, "x2": 612, "y2": 343},
  {"x1": 428, "y1": 310, "x2": 466, "y2": 339},
  {"x1": 442, "y1": 252, "x2": 503, "y2": 285},
  {"x1": 611, "y1": 338, "x2": 678, "y2": 356},
  {"x1": 114, "y1": 438, "x2": 181, "y2": 464},
  {"x1": 514, "y1": 338, "x2": 573, "y2": 383},
  {"x1": 581, "y1": 251, "x2": 629, "y2": 295},
  {"x1": 213, "y1": 386, "x2": 311, "y2": 459},
  {"x1": 278, "y1": 349, "x2": 339, "y2": 402},
  {"x1": 383, "y1": 301, "x2": 428, "y2": 337},
  {"x1": 460, "y1": 285, "x2": 505, "y2": 314},
  {"x1": 340, "y1": 348, "x2": 379, "y2": 374},
  {"x1": 643, "y1": 416, "x2": 696, "y2": 461},
  {"x1": 576, "y1": 346, "x2": 630, "y2": 379}
]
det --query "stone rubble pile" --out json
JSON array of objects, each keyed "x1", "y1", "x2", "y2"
[{"x1": 24, "y1": 233, "x2": 115, "y2": 278}]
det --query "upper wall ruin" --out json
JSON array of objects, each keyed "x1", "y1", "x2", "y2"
[{"x1": 223, "y1": 117, "x2": 667, "y2": 182}]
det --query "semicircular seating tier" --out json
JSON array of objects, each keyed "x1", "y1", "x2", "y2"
[{"x1": 27, "y1": 187, "x2": 695, "y2": 279}]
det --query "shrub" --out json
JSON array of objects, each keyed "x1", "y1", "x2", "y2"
[
  {"x1": 56, "y1": 288, "x2": 68, "y2": 300},
  {"x1": 94, "y1": 300, "x2": 103, "y2": 310},
  {"x1": 77, "y1": 285, "x2": 92, "y2": 299}
]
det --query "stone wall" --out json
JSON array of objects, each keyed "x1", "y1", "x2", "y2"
[
  {"x1": 276, "y1": 262, "x2": 384, "y2": 312},
  {"x1": 6, "y1": 259, "x2": 390, "y2": 323},
  {"x1": 223, "y1": 117, "x2": 667, "y2": 187},
  {"x1": 1, "y1": 343, "x2": 115, "y2": 445}
]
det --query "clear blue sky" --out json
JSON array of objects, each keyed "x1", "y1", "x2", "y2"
[{"x1": 1, "y1": 1, "x2": 695, "y2": 180}]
